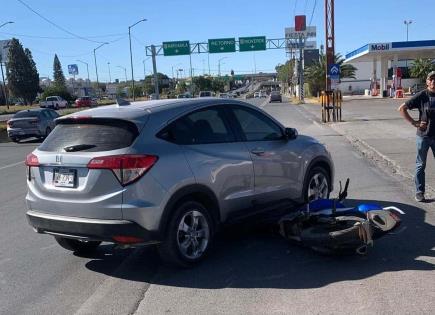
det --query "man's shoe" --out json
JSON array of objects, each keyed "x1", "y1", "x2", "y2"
[{"x1": 415, "y1": 192, "x2": 425, "y2": 202}]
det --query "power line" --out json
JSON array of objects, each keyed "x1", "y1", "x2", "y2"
[
  {"x1": 0, "y1": 31, "x2": 126, "y2": 40},
  {"x1": 17, "y1": 0, "x2": 106, "y2": 44},
  {"x1": 309, "y1": 0, "x2": 317, "y2": 26}
]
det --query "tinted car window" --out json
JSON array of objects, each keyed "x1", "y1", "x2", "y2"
[
  {"x1": 160, "y1": 107, "x2": 235, "y2": 145},
  {"x1": 39, "y1": 119, "x2": 138, "y2": 152},
  {"x1": 231, "y1": 106, "x2": 283, "y2": 141},
  {"x1": 46, "y1": 97, "x2": 57, "y2": 101},
  {"x1": 41, "y1": 110, "x2": 51, "y2": 119},
  {"x1": 14, "y1": 111, "x2": 40, "y2": 118},
  {"x1": 47, "y1": 110, "x2": 59, "y2": 119}
]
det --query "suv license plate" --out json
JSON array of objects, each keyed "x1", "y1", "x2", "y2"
[{"x1": 54, "y1": 169, "x2": 76, "y2": 187}]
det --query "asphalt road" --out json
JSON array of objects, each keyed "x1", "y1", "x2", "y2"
[{"x1": 0, "y1": 97, "x2": 433, "y2": 314}]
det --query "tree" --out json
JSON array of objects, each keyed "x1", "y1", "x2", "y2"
[
  {"x1": 410, "y1": 58, "x2": 435, "y2": 82},
  {"x1": 53, "y1": 54, "x2": 66, "y2": 90},
  {"x1": 24, "y1": 48, "x2": 40, "y2": 103},
  {"x1": 192, "y1": 76, "x2": 212, "y2": 93},
  {"x1": 211, "y1": 77, "x2": 225, "y2": 93},
  {"x1": 6, "y1": 38, "x2": 40, "y2": 104},
  {"x1": 276, "y1": 60, "x2": 295, "y2": 85},
  {"x1": 304, "y1": 53, "x2": 357, "y2": 96}
]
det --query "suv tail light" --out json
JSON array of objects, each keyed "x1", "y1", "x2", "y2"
[
  {"x1": 87, "y1": 154, "x2": 158, "y2": 186},
  {"x1": 6, "y1": 120, "x2": 12, "y2": 128},
  {"x1": 26, "y1": 153, "x2": 40, "y2": 166},
  {"x1": 25, "y1": 153, "x2": 39, "y2": 181}
]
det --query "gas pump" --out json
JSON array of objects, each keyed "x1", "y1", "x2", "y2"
[
  {"x1": 394, "y1": 68, "x2": 403, "y2": 98},
  {"x1": 371, "y1": 77, "x2": 379, "y2": 96}
]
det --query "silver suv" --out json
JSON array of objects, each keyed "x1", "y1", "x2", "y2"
[{"x1": 25, "y1": 98, "x2": 334, "y2": 266}]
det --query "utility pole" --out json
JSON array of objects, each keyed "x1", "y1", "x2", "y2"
[
  {"x1": 128, "y1": 18, "x2": 147, "y2": 101},
  {"x1": 151, "y1": 45, "x2": 159, "y2": 99},
  {"x1": 325, "y1": 0, "x2": 335, "y2": 91}
]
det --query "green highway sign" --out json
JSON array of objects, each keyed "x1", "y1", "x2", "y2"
[
  {"x1": 238, "y1": 36, "x2": 266, "y2": 52},
  {"x1": 162, "y1": 41, "x2": 190, "y2": 56},
  {"x1": 208, "y1": 38, "x2": 236, "y2": 53}
]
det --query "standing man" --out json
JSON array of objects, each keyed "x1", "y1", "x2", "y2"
[{"x1": 398, "y1": 71, "x2": 435, "y2": 202}]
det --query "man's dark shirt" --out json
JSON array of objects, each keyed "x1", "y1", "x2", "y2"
[{"x1": 405, "y1": 89, "x2": 435, "y2": 138}]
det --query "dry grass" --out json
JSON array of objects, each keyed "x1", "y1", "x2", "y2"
[
  {"x1": 0, "y1": 122, "x2": 5, "y2": 131},
  {"x1": 0, "y1": 105, "x2": 38, "y2": 115}
]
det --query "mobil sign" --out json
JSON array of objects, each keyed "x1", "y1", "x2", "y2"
[{"x1": 369, "y1": 42, "x2": 391, "y2": 51}]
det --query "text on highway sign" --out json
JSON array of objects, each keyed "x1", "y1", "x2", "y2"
[
  {"x1": 162, "y1": 41, "x2": 190, "y2": 56},
  {"x1": 239, "y1": 36, "x2": 266, "y2": 52},
  {"x1": 208, "y1": 38, "x2": 236, "y2": 53}
]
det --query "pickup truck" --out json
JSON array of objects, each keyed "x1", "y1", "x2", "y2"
[{"x1": 39, "y1": 96, "x2": 68, "y2": 109}]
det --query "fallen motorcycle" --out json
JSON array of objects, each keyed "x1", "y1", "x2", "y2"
[{"x1": 279, "y1": 179, "x2": 405, "y2": 255}]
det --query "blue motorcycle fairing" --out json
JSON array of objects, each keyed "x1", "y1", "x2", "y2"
[
  {"x1": 305, "y1": 199, "x2": 346, "y2": 212},
  {"x1": 357, "y1": 203, "x2": 383, "y2": 213}
]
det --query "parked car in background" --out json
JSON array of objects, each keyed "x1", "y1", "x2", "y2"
[
  {"x1": 198, "y1": 91, "x2": 213, "y2": 97},
  {"x1": 254, "y1": 92, "x2": 261, "y2": 98},
  {"x1": 40, "y1": 96, "x2": 68, "y2": 109},
  {"x1": 219, "y1": 93, "x2": 230, "y2": 98},
  {"x1": 260, "y1": 90, "x2": 267, "y2": 98},
  {"x1": 7, "y1": 108, "x2": 59, "y2": 142},
  {"x1": 177, "y1": 93, "x2": 191, "y2": 99},
  {"x1": 74, "y1": 96, "x2": 97, "y2": 108},
  {"x1": 269, "y1": 91, "x2": 282, "y2": 103},
  {"x1": 25, "y1": 98, "x2": 334, "y2": 267}
]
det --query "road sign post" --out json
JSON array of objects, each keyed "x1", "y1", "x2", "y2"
[
  {"x1": 238, "y1": 36, "x2": 266, "y2": 52},
  {"x1": 208, "y1": 38, "x2": 236, "y2": 53}
]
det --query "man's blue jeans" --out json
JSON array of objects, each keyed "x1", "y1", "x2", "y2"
[{"x1": 415, "y1": 136, "x2": 435, "y2": 193}]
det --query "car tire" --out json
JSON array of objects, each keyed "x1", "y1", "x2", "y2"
[
  {"x1": 10, "y1": 137, "x2": 19, "y2": 143},
  {"x1": 158, "y1": 200, "x2": 214, "y2": 268},
  {"x1": 54, "y1": 236, "x2": 101, "y2": 253},
  {"x1": 303, "y1": 166, "x2": 331, "y2": 203},
  {"x1": 55, "y1": 104, "x2": 59, "y2": 110}
]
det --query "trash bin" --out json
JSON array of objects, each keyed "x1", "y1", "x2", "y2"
[{"x1": 382, "y1": 90, "x2": 388, "y2": 98}]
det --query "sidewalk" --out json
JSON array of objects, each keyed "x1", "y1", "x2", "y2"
[{"x1": 300, "y1": 96, "x2": 435, "y2": 200}]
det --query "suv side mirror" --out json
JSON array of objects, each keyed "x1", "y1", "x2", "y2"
[{"x1": 284, "y1": 127, "x2": 298, "y2": 140}]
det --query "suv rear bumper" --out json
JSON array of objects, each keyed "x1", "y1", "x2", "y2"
[{"x1": 26, "y1": 210, "x2": 161, "y2": 244}]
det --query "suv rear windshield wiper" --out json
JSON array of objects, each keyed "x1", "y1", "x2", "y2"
[{"x1": 63, "y1": 144, "x2": 97, "y2": 152}]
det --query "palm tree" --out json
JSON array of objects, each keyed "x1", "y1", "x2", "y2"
[
  {"x1": 410, "y1": 58, "x2": 435, "y2": 82},
  {"x1": 305, "y1": 53, "x2": 357, "y2": 96}
]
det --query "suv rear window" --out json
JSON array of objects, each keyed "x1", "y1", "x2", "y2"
[{"x1": 38, "y1": 119, "x2": 139, "y2": 152}]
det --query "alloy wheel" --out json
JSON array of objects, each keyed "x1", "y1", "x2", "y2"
[
  {"x1": 307, "y1": 172, "x2": 329, "y2": 201},
  {"x1": 176, "y1": 210, "x2": 210, "y2": 260}
]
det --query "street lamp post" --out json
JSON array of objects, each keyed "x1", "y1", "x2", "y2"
[
  {"x1": 404, "y1": 20, "x2": 412, "y2": 41},
  {"x1": 117, "y1": 66, "x2": 128, "y2": 83},
  {"x1": 76, "y1": 60, "x2": 90, "y2": 87},
  {"x1": 128, "y1": 18, "x2": 147, "y2": 101},
  {"x1": 107, "y1": 62, "x2": 111, "y2": 83},
  {"x1": 93, "y1": 42, "x2": 108, "y2": 97},
  {"x1": 218, "y1": 57, "x2": 228, "y2": 76}
]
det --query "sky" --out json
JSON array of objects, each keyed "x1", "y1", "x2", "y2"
[{"x1": 1, "y1": 0, "x2": 434, "y2": 83}]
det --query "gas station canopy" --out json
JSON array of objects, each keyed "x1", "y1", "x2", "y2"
[{"x1": 345, "y1": 40, "x2": 435, "y2": 63}]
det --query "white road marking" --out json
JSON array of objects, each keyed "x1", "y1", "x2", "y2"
[{"x1": 0, "y1": 161, "x2": 24, "y2": 171}]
